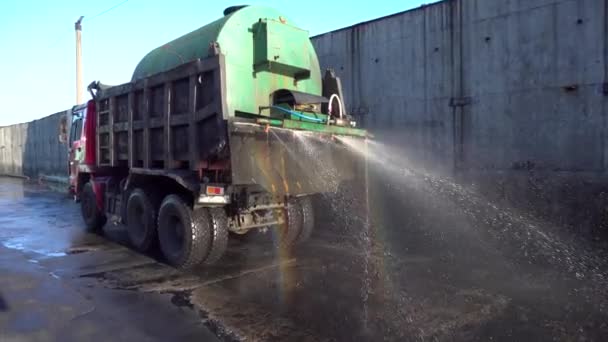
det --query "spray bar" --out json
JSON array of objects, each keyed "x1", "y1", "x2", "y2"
[{"x1": 253, "y1": 118, "x2": 369, "y2": 138}]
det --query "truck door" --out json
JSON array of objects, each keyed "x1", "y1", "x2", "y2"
[{"x1": 68, "y1": 109, "x2": 85, "y2": 193}]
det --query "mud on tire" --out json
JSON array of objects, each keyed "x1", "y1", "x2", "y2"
[{"x1": 157, "y1": 195, "x2": 212, "y2": 269}]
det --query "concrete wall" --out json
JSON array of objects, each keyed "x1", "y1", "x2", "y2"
[
  {"x1": 312, "y1": 0, "x2": 608, "y2": 234},
  {"x1": 0, "y1": 111, "x2": 68, "y2": 179}
]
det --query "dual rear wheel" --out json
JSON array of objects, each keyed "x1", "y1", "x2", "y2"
[
  {"x1": 156, "y1": 195, "x2": 229, "y2": 269},
  {"x1": 124, "y1": 189, "x2": 315, "y2": 269},
  {"x1": 125, "y1": 190, "x2": 228, "y2": 269},
  {"x1": 82, "y1": 182, "x2": 315, "y2": 270},
  {"x1": 277, "y1": 196, "x2": 315, "y2": 247}
]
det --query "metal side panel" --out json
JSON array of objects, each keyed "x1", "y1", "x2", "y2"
[{"x1": 228, "y1": 121, "x2": 360, "y2": 196}]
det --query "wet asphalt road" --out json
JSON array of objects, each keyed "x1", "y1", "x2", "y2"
[{"x1": 1, "y1": 176, "x2": 608, "y2": 341}]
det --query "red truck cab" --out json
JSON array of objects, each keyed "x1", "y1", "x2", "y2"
[{"x1": 68, "y1": 100, "x2": 97, "y2": 197}]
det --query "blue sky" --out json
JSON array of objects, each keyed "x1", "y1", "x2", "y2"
[{"x1": 0, "y1": 0, "x2": 428, "y2": 126}]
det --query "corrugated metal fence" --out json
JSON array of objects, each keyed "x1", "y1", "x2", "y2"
[{"x1": 0, "y1": 111, "x2": 68, "y2": 179}]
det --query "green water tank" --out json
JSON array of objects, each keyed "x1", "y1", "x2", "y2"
[{"x1": 131, "y1": 5, "x2": 322, "y2": 118}]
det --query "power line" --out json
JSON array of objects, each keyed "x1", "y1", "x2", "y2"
[
  {"x1": 45, "y1": 0, "x2": 132, "y2": 48},
  {"x1": 85, "y1": 0, "x2": 131, "y2": 22}
]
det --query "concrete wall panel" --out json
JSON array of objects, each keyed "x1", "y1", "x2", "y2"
[
  {"x1": 0, "y1": 111, "x2": 68, "y2": 179},
  {"x1": 314, "y1": 1, "x2": 457, "y2": 174}
]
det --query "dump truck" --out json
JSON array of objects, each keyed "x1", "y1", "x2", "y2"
[{"x1": 67, "y1": 5, "x2": 368, "y2": 269}]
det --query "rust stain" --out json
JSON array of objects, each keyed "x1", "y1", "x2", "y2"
[{"x1": 281, "y1": 147, "x2": 289, "y2": 194}]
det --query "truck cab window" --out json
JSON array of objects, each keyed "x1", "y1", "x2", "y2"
[{"x1": 70, "y1": 113, "x2": 83, "y2": 144}]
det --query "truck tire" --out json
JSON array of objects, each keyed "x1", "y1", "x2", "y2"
[
  {"x1": 204, "y1": 208, "x2": 229, "y2": 264},
  {"x1": 81, "y1": 182, "x2": 106, "y2": 233},
  {"x1": 276, "y1": 198, "x2": 303, "y2": 248},
  {"x1": 157, "y1": 195, "x2": 212, "y2": 269},
  {"x1": 126, "y1": 188, "x2": 159, "y2": 252},
  {"x1": 296, "y1": 196, "x2": 315, "y2": 243}
]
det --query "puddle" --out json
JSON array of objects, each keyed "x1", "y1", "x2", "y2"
[
  {"x1": 2, "y1": 239, "x2": 66, "y2": 258},
  {"x1": 2, "y1": 240, "x2": 100, "y2": 259}
]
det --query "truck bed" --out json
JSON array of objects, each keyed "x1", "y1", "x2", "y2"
[{"x1": 95, "y1": 55, "x2": 228, "y2": 171}]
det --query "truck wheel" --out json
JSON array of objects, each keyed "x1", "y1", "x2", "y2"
[
  {"x1": 296, "y1": 196, "x2": 315, "y2": 243},
  {"x1": 204, "y1": 208, "x2": 229, "y2": 264},
  {"x1": 276, "y1": 198, "x2": 303, "y2": 248},
  {"x1": 126, "y1": 188, "x2": 159, "y2": 252},
  {"x1": 81, "y1": 182, "x2": 106, "y2": 233},
  {"x1": 157, "y1": 195, "x2": 212, "y2": 269}
]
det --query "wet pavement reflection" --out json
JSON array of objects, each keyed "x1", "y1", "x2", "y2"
[{"x1": 1, "y1": 176, "x2": 608, "y2": 341}]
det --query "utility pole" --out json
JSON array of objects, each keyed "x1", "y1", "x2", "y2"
[{"x1": 75, "y1": 16, "x2": 84, "y2": 104}]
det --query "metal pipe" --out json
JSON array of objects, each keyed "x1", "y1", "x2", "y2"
[
  {"x1": 328, "y1": 94, "x2": 344, "y2": 120},
  {"x1": 256, "y1": 118, "x2": 283, "y2": 126},
  {"x1": 231, "y1": 220, "x2": 283, "y2": 232},
  {"x1": 241, "y1": 203, "x2": 285, "y2": 213},
  {"x1": 271, "y1": 105, "x2": 325, "y2": 123}
]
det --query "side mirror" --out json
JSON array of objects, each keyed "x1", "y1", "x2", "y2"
[{"x1": 58, "y1": 115, "x2": 68, "y2": 144}]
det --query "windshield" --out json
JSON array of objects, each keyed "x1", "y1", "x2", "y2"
[{"x1": 69, "y1": 111, "x2": 84, "y2": 145}]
